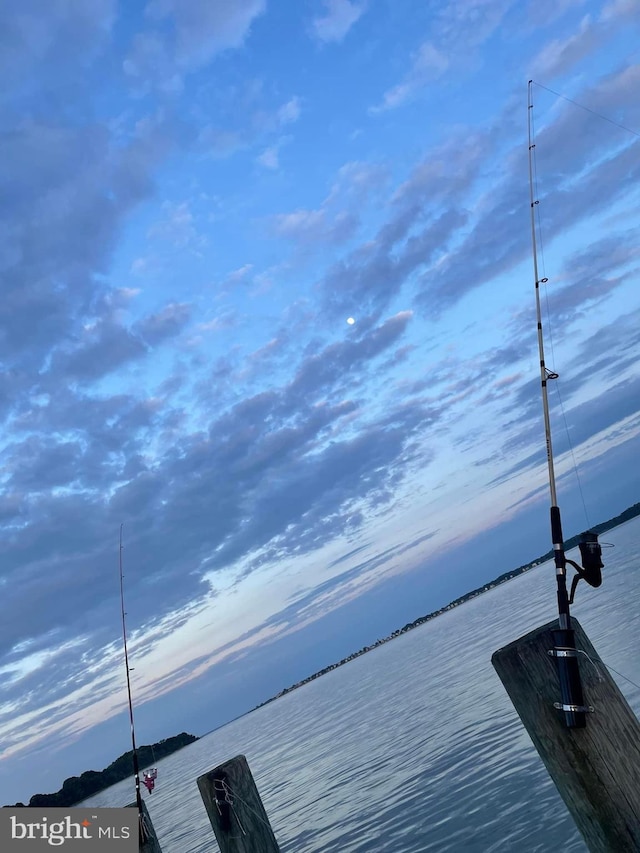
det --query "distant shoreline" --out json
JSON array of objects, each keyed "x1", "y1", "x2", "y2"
[{"x1": 248, "y1": 501, "x2": 640, "y2": 712}]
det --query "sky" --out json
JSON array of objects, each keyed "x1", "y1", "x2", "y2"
[{"x1": 1, "y1": 0, "x2": 639, "y2": 806}]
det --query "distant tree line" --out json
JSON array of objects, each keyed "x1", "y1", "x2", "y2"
[{"x1": 5, "y1": 732, "x2": 198, "y2": 808}]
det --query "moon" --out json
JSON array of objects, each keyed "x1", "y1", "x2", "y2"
[{"x1": 346, "y1": 317, "x2": 355, "y2": 325}]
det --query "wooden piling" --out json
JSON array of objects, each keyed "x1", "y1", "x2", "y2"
[
  {"x1": 492, "y1": 617, "x2": 640, "y2": 852},
  {"x1": 197, "y1": 755, "x2": 280, "y2": 853},
  {"x1": 126, "y1": 799, "x2": 162, "y2": 852}
]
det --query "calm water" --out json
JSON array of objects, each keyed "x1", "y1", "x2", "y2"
[{"x1": 81, "y1": 517, "x2": 640, "y2": 852}]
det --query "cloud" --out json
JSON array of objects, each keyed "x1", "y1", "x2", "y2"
[
  {"x1": 0, "y1": 107, "x2": 174, "y2": 400},
  {"x1": 492, "y1": 370, "x2": 640, "y2": 489},
  {"x1": 545, "y1": 231, "x2": 640, "y2": 326},
  {"x1": 312, "y1": 0, "x2": 367, "y2": 43},
  {"x1": 530, "y1": 15, "x2": 600, "y2": 80},
  {"x1": 316, "y1": 121, "x2": 503, "y2": 318},
  {"x1": 568, "y1": 305, "x2": 640, "y2": 386},
  {"x1": 138, "y1": 0, "x2": 265, "y2": 70},
  {"x1": 0, "y1": 0, "x2": 116, "y2": 85},
  {"x1": 122, "y1": 0, "x2": 267, "y2": 96},
  {"x1": 48, "y1": 317, "x2": 148, "y2": 383},
  {"x1": 137, "y1": 303, "x2": 192, "y2": 345},
  {"x1": 197, "y1": 91, "x2": 301, "y2": 160},
  {"x1": 256, "y1": 134, "x2": 294, "y2": 170},
  {"x1": 321, "y1": 206, "x2": 467, "y2": 319},
  {"x1": 277, "y1": 96, "x2": 302, "y2": 125},
  {"x1": 491, "y1": 296, "x2": 640, "y2": 467},
  {"x1": 147, "y1": 201, "x2": 207, "y2": 251},
  {"x1": 532, "y1": 64, "x2": 640, "y2": 180},
  {"x1": 266, "y1": 158, "x2": 389, "y2": 250},
  {"x1": 326, "y1": 161, "x2": 390, "y2": 206},
  {"x1": 257, "y1": 146, "x2": 280, "y2": 170},
  {"x1": 529, "y1": 0, "x2": 639, "y2": 81},
  {"x1": 372, "y1": 0, "x2": 512, "y2": 112},
  {"x1": 372, "y1": 41, "x2": 449, "y2": 113},
  {"x1": 524, "y1": 0, "x2": 586, "y2": 28},
  {"x1": 268, "y1": 208, "x2": 359, "y2": 246},
  {"x1": 600, "y1": 0, "x2": 638, "y2": 23}
]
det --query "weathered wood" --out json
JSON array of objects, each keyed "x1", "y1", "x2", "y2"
[
  {"x1": 126, "y1": 799, "x2": 162, "y2": 852},
  {"x1": 492, "y1": 618, "x2": 640, "y2": 852},
  {"x1": 197, "y1": 755, "x2": 280, "y2": 853}
]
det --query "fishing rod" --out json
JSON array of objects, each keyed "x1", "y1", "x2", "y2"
[
  {"x1": 119, "y1": 524, "x2": 151, "y2": 846},
  {"x1": 527, "y1": 80, "x2": 592, "y2": 729}
]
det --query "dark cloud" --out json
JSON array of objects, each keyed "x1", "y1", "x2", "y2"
[
  {"x1": 328, "y1": 543, "x2": 371, "y2": 569},
  {"x1": 318, "y1": 117, "x2": 520, "y2": 319},
  {"x1": 3, "y1": 437, "x2": 85, "y2": 492},
  {"x1": 545, "y1": 232, "x2": 639, "y2": 326},
  {"x1": 533, "y1": 64, "x2": 640, "y2": 182},
  {"x1": 52, "y1": 321, "x2": 148, "y2": 382},
  {"x1": 209, "y1": 410, "x2": 435, "y2": 572},
  {"x1": 0, "y1": 0, "x2": 115, "y2": 85},
  {"x1": 568, "y1": 305, "x2": 640, "y2": 385},
  {"x1": 557, "y1": 374, "x2": 640, "y2": 452},
  {"x1": 0, "y1": 116, "x2": 173, "y2": 391},
  {"x1": 321, "y1": 208, "x2": 467, "y2": 318},
  {"x1": 490, "y1": 372, "x2": 640, "y2": 488},
  {"x1": 288, "y1": 311, "x2": 413, "y2": 401},
  {"x1": 319, "y1": 114, "x2": 528, "y2": 317},
  {"x1": 136, "y1": 302, "x2": 192, "y2": 345}
]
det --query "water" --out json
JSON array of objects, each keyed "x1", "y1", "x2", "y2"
[{"x1": 81, "y1": 517, "x2": 640, "y2": 851}]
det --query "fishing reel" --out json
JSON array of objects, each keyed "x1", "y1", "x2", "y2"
[{"x1": 567, "y1": 531, "x2": 604, "y2": 604}]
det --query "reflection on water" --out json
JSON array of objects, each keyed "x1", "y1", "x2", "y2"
[{"x1": 82, "y1": 518, "x2": 640, "y2": 852}]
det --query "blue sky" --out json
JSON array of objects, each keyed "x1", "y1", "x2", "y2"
[{"x1": 1, "y1": 0, "x2": 639, "y2": 805}]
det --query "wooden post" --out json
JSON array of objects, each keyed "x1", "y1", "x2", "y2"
[
  {"x1": 492, "y1": 618, "x2": 640, "y2": 852},
  {"x1": 197, "y1": 755, "x2": 280, "y2": 853},
  {"x1": 126, "y1": 799, "x2": 162, "y2": 853}
]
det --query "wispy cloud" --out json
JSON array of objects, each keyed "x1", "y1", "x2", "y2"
[
  {"x1": 125, "y1": 0, "x2": 266, "y2": 87},
  {"x1": 372, "y1": 0, "x2": 513, "y2": 112},
  {"x1": 371, "y1": 41, "x2": 449, "y2": 112},
  {"x1": 529, "y1": 0, "x2": 638, "y2": 80},
  {"x1": 311, "y1": 0, "x2": 367, "y2": 43},
  {"x1": 268, "y1": 208, "x2": 359, "y2": 245}
]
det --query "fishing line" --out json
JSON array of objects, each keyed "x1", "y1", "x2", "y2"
[
  {"x1": 531, "y1": 81, "x2": 640, "y2": 139},
  {"x1": 602, "y1": 662, "x2": 640, "y2": 692},
  {"x1": 556, "y1": 647, "x2": 640, "y2": 692},
  {"x1": 222, "y1": 781, "x2": 274, "y2": 832},
  {"x1": 554, "y1": 382, "x2": 591, "y2": 528}
]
